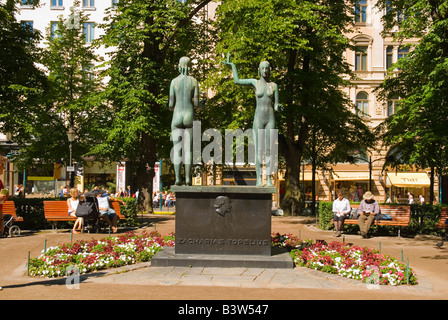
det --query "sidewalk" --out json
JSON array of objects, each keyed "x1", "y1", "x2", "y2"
[
  {"x1": 86, "y1": 260, "x2": 433, "y2": 295},
  {"x1": 0, "y1": 215, "x2": 447, "y2": 300}
]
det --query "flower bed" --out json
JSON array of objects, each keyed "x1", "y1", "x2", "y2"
[
  {"x1": 28, "y1": 231, "x2": 174, "y2": 278},
  {"x1": 271, "y1": 233, "x2": 417, "y2": 286}
]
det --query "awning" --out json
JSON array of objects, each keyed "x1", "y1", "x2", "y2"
[
  {"x1": 386, "y1": 172, "x2": 430, "y2": 188},
  {"x1": 332, "y1": 171, "x2": 369, "y2": 181},
  {"x1": 302, "y1": 172, "x2": 317, "y2": 181}
]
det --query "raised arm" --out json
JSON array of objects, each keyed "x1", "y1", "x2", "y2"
[{"x1": 222, "y1": 53, "x2": 256, "y2": 87}]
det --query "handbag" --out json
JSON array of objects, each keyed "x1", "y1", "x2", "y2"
[
  {"x1": 75, "y1": 200, "x2": 98, "y2": 218},
  {"x1": 349, "y1": 207, "x2": 359, "y2": 219},
  {"x1": 375, "y1": 213, "x2": 392, "y2": 221}
]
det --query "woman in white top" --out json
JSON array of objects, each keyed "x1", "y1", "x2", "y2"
[{"x1": 67, "y1": 188, "x2": 83, "y2": 234}]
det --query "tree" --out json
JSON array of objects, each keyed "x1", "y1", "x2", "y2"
[
  {"x1": 7, "y1": 1, "x2": 103, "y2": 176},
  {"x1": 376, "y1": 0, "x2": 448, "y2": 204},
  {"x1": 210, "y1": 0, "x2": 375, "y2": 215},
  {"x1": 95, "y1": 0, "x2": 212, "y2": 212},
  {"x1": 0, "y1": 0, "x2": 46, "y2": 156}
]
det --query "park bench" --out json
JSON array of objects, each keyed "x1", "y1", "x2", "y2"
[
  {"x1": 435, "y1": 207, "x2": 448, "y2": 229},
  {"x1": 2, "y1": 201, "x2": 23, "y2": 222},
  {"x1": 333, "y1": 204, "x2": 411, "y2": 237},
  {"x1": 43, "y1": 200, "x2": 124, "y2": 232}
]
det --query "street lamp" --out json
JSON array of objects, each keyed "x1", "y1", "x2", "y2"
[{"x1": 67, "y1": 128, "x2": 76, "y2": 188}]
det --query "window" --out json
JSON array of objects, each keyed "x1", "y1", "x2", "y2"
[
  {"x1": 355, "y1": 46, "x2": 368, "y2": 71},
  {"x1": 83, "y1": 22, "x2": 95, "y2": 43},
  {"x1": 83, "y1": 0, "x2": 94, "y2": 7},
  {"x1": 397, "y1": 46, "x2": 409, "y2": 60},
  {"x1": 83, "y1": 64, "x2": 95, "y2": 82},
  {"x1": 51, "y1": 0, "x2": 63, "y2": 6},
  {"x1": 387, "y1": 96, "x2": 400, "y2": 116},
  {"x1": 112, "y1": 0, "x2": 118, "y2": 6},
  {"x1": 50, "y1": 21, "x2": 59, "y2": 39},
  {"x1": 21, "y1": 0, "x2": 33, "y2": 5},
  {"x1": 386, "y1": 46, "x2": 393, "y2": 69},
  {"x1": 356, "y1": 92, "x2": 369, "y2": 116},
  {"x1": 355, "y1": 0, "x2": 367, "y2": 23},
  {"x1": 21, "y1": 21, "x2": 33, "y2": 31}
]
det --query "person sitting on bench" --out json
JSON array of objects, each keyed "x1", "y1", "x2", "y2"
[{"x1": 357, "y1": 191, "x2": 380, "y2": 238}]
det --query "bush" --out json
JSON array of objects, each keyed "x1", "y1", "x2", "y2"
[
  {"x1": 406, "y1": 204, "x2": 442, "y2": 235},
  {"x1": 118, "y1": 197, "x2": 138, "y2": 226},
  {"x1": 318, "y1": 202, "x2": 334, "y2": 230},
  {"x1": 12, "y1": 197, "x2": 51, "y2": 230}
]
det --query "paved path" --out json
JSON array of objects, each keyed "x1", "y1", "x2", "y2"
[
  {"x1": 1, "y1": 215, "x2": 446, "y2": 300},
  {"x1": 83, "y1": 259, "x2": 433, "y2": 295}
]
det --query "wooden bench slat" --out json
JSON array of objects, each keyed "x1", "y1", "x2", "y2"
[
  {"x1": 43, "y1": 200, "x2": 125, "y2": 221},
  {"x1": 436, "y1": 207, "x2": 448, "y2": 229},
  {"x1": 331, "y1": 204, "x2": 411, "y2": 236},
  {"x1": 2, "y1": 201, "x2": 23, "y2": 222}
]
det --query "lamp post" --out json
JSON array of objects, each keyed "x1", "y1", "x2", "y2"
[{"x1": 67, "y1": 128, "x2": 76, "y2": 188}]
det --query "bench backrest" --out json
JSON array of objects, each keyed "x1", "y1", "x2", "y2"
[
  {"x1": 348, "y1": 204, "x2": 410, "y2": 222},
  {"x1": 439, "y1": 207, "x2": 448, "y2": 225},
  {"x1": 2, "y1": 201, "x2": 20, "y2": 220},
  {"x1": 43, "y1": 201, "x2": 70, "y2": 218},
  {"x1": 110, "y1": 201, "x2": 123, "y2": 219},
  {"x1": 43, "y1": 200, "x2": 123, "y2": 219}
]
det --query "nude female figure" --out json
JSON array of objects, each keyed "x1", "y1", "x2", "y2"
[
  {"x1": 222, "y1": 53, "x2": 281, "y2": 187},
  {"x1": 169, "y1": 56, "x2": 199, "y2": 186}
]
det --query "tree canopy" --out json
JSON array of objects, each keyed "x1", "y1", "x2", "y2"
[
  {"x1": 376, "y1": 0, "x2": 448, "y2": 202},
  {"x1": 209, "y1": 0, "x2": 375, "y2": 214}
]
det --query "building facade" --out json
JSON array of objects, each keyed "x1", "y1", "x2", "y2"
[{"x1": 2, "y1": 0, "x2": 441, "y2": 203}]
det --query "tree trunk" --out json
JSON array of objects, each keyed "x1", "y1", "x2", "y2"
[
  {"x1": 281, "y1": 141, "x2": 302, "y2": 216},
  {"x1": 136, "y1": 131, "x2": 157, "y2": 213}
]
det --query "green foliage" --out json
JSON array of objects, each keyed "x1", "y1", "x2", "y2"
[
  {"x1": 118, "y1": 197, "x2": 138, "y2": 226},
  {"x1": 5, "y1": 1, "x2": 103, "y2": 170},
  {"x1": 318, "y1": 201, "x2": 334, "y2": 230},
  {"x1": 407, "y1": 204, "x2": 442, "y2": 235},
  {"x1": 0, "y1": 0, "x2": 47, "y2": 153},
  {"x1": 375, "y1": 0, "x2": 448, "y2": 178},
  {"x1": 92, "y1": 0, "x2": 213, "y2": 163},
  {"x1": 210, "y1": 0, "x2": 375, "y2": 215},
  {"x1": 12, "y1": 197, "x2": 50, "y2": 230}
]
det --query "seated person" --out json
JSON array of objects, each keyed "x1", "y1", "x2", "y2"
[
  {"x1": 357, "y1": 191, "x2": 380, "y2": 238},
  {"x1": 97, "y1": 192, "x2": 126, "y2": 233},
  {"x1": 67, "y1": 188, "x2": 84, "y2": 234},
  {"x1": 332, "y1": 191, "x2": 351, "y2": 237}
]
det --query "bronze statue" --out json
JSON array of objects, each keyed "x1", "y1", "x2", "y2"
[
  {"x1": 169, "y1": 56, "x2": 199, "y2": 186},
  {"x1": 222, "y1": 53, "x2": 281, "y2": 187}
]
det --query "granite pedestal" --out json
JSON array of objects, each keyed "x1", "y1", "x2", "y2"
[{"x1": 151, "y1": 186, "x2": 294, "y2": 268}]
